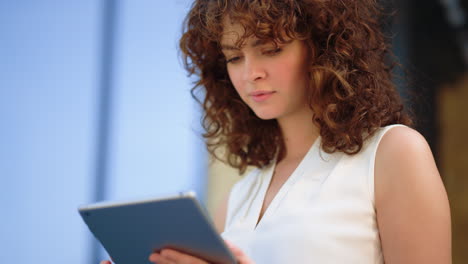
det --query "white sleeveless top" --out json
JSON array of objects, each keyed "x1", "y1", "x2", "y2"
[{"x1": 221, "y1": 125, "x2": 403, "y2": 264}]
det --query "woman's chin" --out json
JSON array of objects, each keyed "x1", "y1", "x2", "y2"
[{"x1": 253, "y1": 111, "x2": 278, "y2": 120}]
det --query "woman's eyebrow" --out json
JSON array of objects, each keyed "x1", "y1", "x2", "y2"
[
  {"x1": 220, "y1": 43, "x2": 239, "y2": 51},
  {"x1": 251, "y1": 39, "x2": 270, "y2": 47},
  {"x1": 221, "y1": 39, "x2": 271, "y2": 51}
]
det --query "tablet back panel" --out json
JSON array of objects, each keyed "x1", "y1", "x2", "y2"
[{"x1": 79, "y1": 195, "x2": 236, "y2": 264}]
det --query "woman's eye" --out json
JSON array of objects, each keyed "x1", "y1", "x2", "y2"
[
  {"x1": 264, "y1": 48, "x2": 282, "y2": 55},
  {"x1": 226, "y1": 56, "x2": 241, "y2": 64}
]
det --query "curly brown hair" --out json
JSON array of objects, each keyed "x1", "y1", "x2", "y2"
[{"x1": 179, "y1": 0, "x2": 412, "y2": 174}]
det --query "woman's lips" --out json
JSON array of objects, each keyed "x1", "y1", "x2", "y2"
[{"x1": 249, "y1": 91, "x2": 275, "y2": 102}]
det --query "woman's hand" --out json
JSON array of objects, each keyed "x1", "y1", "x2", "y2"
[
  {"x1": 99, "y1": 261, "x2": 111, "y2": 264},
  {"x1": 148, "y1": 240, "x2": 254, "y2": 264}
]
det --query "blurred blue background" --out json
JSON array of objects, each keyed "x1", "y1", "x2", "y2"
[{"x1": 0, "y1": 1, "x2": 205, "y2": 263}]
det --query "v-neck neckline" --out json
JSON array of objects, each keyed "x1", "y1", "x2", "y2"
[{"x1": 253, "y1": 136, "x2": 321, "y2": 230}]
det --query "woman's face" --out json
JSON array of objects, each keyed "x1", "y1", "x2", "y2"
[{"x1": 221, "y1": 20, "x2": 311, "y2": 121}]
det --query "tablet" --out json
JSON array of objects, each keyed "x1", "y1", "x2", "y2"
[{"x1": 78, "y1": 192, "x2": 236, "y2": 264}]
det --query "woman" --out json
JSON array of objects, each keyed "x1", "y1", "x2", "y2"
[{"x1": 103, "y1": 0, "x2": 451, "y2": 263}]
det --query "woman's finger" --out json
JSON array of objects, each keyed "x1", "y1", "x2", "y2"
[
  {"x1": 148, "y1": 252, "x2": 176, "y2": 264},
  {"x1": 99, "y1": 261, "x2": 111, "y2": 264},
  {"x1": 162, "y1": 249, "x2": 209, "y2": 264}
]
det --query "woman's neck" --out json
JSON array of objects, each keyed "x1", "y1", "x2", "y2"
[{"x1": 277, "y1": 108, "x2": 319, "y2": 162}]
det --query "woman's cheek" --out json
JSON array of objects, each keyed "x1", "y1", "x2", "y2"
[{"x1": 229, "y1": 75, "x2": 245, "y2": 98}]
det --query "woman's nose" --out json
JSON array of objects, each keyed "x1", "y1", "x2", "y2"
[{"x1": 243, "y1": 57, "x2": 267, "y2": 82}]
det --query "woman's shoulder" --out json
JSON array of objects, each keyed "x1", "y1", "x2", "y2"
[
  {"x1": 375, "y1": 125, "x2": 430, "y2": 164},
  {"x1": 373, "y1": 127, "x2": 451, "y2": 263},
  {"x1": 373, "y1": 125, "x2": 435, "y2": 185},
  {"x1": 374, "y1": 124, "x2": 445, "y2": 206},
  {"x1": 359, "y1": 124, "x2": 423, "y2": 155}
]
